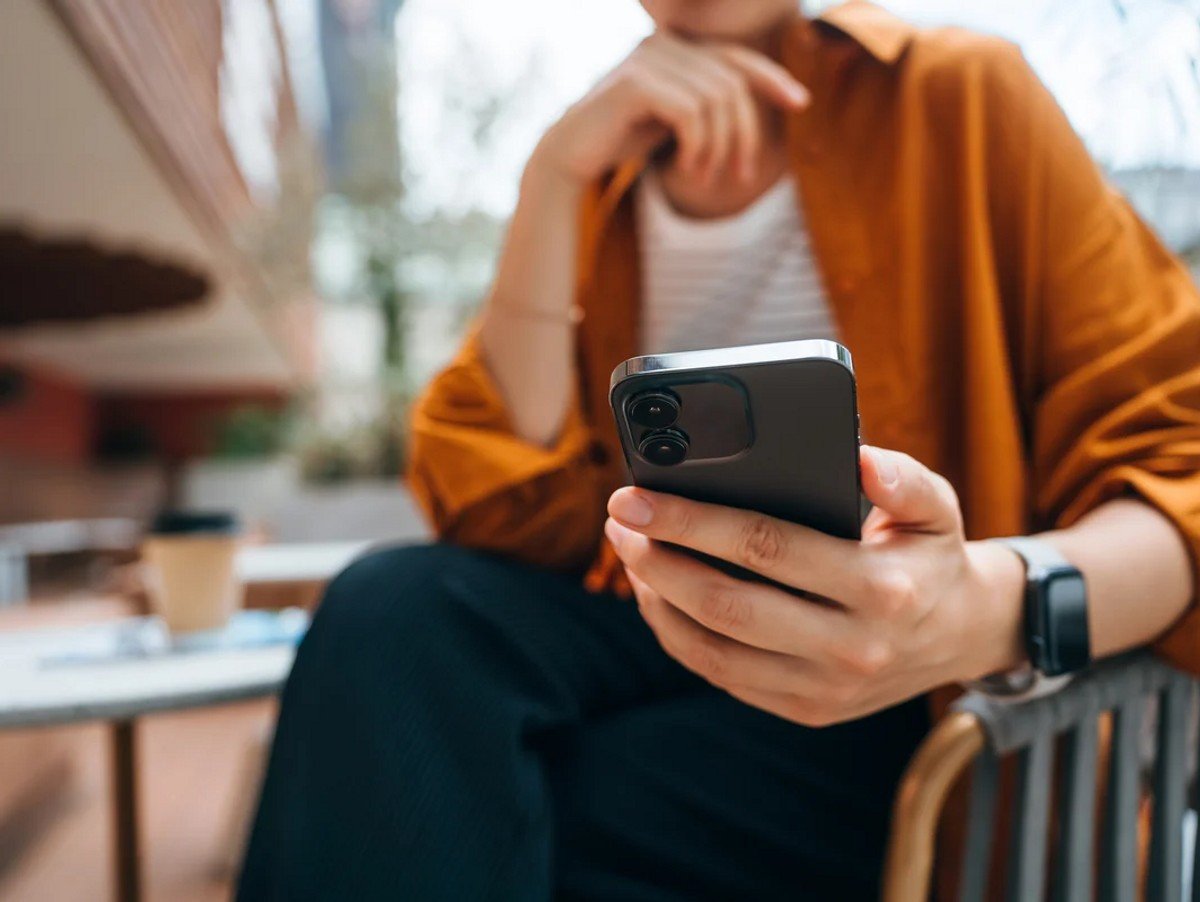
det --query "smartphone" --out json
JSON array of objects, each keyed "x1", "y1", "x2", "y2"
[{"x1": 609, "y1": 339, "x2": 862, "y2": 540}]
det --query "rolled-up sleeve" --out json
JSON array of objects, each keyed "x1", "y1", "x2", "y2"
[
  {"x1": 1004, "y1": 47, "x2": 1200, "y2": 672},
  {"x1": 406, "y1": 325, "x2": 608, "y2": 572}
]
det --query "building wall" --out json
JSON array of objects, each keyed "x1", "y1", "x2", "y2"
[
  {"x1": 96, "y1": 389, "x2": 288, "y2": 461},
  {"x1": 0, "y1": 358, "x2": 289, "y2": 468},
  {"x1": 0, "y1": 361, "x2": 94, "y2": 463}
]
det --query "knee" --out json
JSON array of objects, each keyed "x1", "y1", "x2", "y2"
[
  {"x1": 271, "y1": 547, "x2": 493, "y2": 765},
  {"x1": 314, "y1": 543, "x2": 464, "y2": 627},
  {"x1": 302, "y1": 543, "x2": 482, "y2": 662}
]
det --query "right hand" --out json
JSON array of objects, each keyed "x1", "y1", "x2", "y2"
[{"x1": 534, "y1": 32, "x2": 810, "y2": 188}]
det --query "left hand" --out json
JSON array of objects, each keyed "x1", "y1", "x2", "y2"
[{"x1": 604, "y1": 445, "x2": 1026, "y2": 726}]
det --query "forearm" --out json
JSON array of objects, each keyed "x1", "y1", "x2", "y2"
[
  {"x1": 479, "y1": 148, "x2": 583, "y2": 448},
  {"x1": 971, "y1": 498, "x2": 1194, "y2": 678}
]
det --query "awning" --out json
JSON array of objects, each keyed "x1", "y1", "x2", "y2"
[{"x1": 0, "y1": 228, "x2": 209, "y2": 328}]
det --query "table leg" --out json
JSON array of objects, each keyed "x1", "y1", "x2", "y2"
[{"x1": 110, "y1": 719, "x2": 141, "y2": 902}]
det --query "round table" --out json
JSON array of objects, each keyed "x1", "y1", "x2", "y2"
[{"x1": 0, "y1": 611, "x2": 306, "y2": 902}]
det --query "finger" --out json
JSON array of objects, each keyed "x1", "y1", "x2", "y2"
[
  {"x1": 650, "y1": 39, "x2": 742, "y2": 179},
  {"x1": 859, "y1": 446, "x2": 962, "y2": 535},
  {"x1": 633, "y1": 573, "x2": 819, "y2": 694},
  {"x1": 703, "y1": 87, "x2": 731, "y2": 181},
  {"x1": 627, "y1": 69, "x2": 708, "y2": 173},
  {"x1": 607, "y1": 486, "x2": 867, "y2": 602},
  {"x1": 723, "y1": 683, "x2": 850, "y2": 728},
  {"x1": 625, "y1": 568, "x2": 663, "y2": 612},
  {"x1": 607, "y1": 518, "x2": 847, "y2": 657},
  {"x1": 636, "y1": 54, "x2": 729, "y2": 178},
  {"x1": 628, "y1": 573, "x2": 883, "y2": 729},
  {"x1": 631, "y1": 571, "x2": 824, "y2": 723},
  {"x1": 712, "y1": 45, "x2": 810, "y2": 110},
  {"x1": 623, "y1": 120, "x2": 674, "y2": 164},
  {"x1": 727, "y1": 76, "x2": 759, "y2": 183}
]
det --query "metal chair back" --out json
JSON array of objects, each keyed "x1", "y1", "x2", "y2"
[{"x1": 883, "y1": 652, "x2": 1199, "y2": 902}]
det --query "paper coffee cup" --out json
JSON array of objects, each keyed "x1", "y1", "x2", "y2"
[{"x1": 142, "y1": 511, "x2": 242, "y2": 635}]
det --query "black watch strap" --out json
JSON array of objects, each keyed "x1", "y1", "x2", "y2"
[{"x1": 994, "y1": 537, "x2": 1091, "y2": 677}]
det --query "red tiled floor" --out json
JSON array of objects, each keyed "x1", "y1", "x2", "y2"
[{"x1": 0, "y1": 699, "x2": 276, "y2": 902}]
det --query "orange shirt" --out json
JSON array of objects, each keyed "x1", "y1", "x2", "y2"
[
  {"x1": 410, "y1": 2, "x2": 1200, "y2": 674},
  {"x1": 408, "y1": 2, "x2": 1200, "y2": 893}
]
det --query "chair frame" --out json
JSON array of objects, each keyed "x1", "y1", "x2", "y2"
[
  {"x1": 881, "y1": 652, "x2": 1199, "y2": 902},
  {"x1": 883, "y1": 711, "x2": 987, "y2": 900}
]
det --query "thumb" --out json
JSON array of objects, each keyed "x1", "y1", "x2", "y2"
[{"x1": 860, "y1": 445, "x2": 961, "y2": 534}]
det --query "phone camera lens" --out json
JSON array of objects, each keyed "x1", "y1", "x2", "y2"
[
  {"x1": 628, "y1": 390, "x2": 680, "y2": 429},
  {"x1": 638, "y1": 428, "x2": 689, "y2": 466}
]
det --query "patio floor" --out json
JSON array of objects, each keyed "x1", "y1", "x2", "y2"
[{"x1": 0, "y1": 699, "x2": 274, "y2": 902}]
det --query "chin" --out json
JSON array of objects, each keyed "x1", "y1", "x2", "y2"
[{"x1": 641, "y1": 0, "x2": 800, "y2": 42}]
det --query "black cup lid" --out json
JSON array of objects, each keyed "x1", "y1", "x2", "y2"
[{"x1": 149, "y1": 510, "x2": 240, "y2": 536}]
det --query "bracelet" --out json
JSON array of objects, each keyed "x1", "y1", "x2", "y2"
[{"x1": 491, "y1": 302, "x2": 584, "y2": 326}]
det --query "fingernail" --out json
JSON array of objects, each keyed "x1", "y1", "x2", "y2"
[
  {"x1": 609, "y1": 489, "x2": 654, "y2": 526},
  {"x1": 789, "y1": 84, "x2": 810, "y2": 106},
  {"x1": 869, "y1": 446, "x2": 899, "y2": 487}
]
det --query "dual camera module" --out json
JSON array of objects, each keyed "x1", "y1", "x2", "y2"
[{"x1": 627, "y1": 390, "x2": 688, "y2": 466}]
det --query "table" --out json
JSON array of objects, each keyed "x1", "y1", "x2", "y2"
[
  {"x1": 237, "y1": 540, "x2": 375, "y2": 609},
  {"x1": 236, "y1": 540, "x2": 375, "y2": 586},
  {"x1": 0, "y1": 517, "x2": 140, "y2": 606},
  {"x1": 0, "y1": 611, "x2": 308, "y2": 902}
]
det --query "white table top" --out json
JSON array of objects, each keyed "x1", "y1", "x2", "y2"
[
  {"x1": 235, "y1": 540, "x2": 375, "y2": 585},
  {"x1": 0, "y1": 611, "x2": 306, "y2": 729},
  {"x1": 0, "y1": 518, "x2": 141, "y2": 555},
  {"x1": 0, "y1": 539, "x2": 366, "y2": 729}
]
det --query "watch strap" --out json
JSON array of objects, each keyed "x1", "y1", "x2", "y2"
[
  {"x1": 994, "y1": 536, "x2": 1091, "y2": 676},
  {"x1": 996, "y1": 536, "x2": 1072, "y2": 574}
]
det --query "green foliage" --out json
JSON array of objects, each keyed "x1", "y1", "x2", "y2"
[
  {"x1": 293, "y1": 398, "x2": 409, "y2": 485},
  {"x1": 210, "y1": 405, "x2": 295, "y2": 460}
]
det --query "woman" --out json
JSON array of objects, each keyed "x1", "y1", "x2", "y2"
[{"x1": 240, "y1": 1, "x2": 1200, "y2": 899}]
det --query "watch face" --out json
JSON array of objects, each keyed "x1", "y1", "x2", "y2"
[
  {"x1": 1045, "y1": 569, "x2": 1087, "y2": 614},
  {"x1": 1042, "y1": 567, "x2": 1090, "y2": 674}
]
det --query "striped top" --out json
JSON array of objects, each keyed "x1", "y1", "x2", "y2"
[{"x1": 635, "y1": 167, "x2": 837, "y2": 355}]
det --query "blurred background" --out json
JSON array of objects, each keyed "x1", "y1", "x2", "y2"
[{"x1": 0, "y1": 1, "x2": 1196, "y2": 899}]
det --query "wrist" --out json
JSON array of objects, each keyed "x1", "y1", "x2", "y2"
[
  {"x1": 526, "y1": 133, "x2": 591, "y2": 199},
  {"x1": 958, "y1": 540, "x2": 1027, "y2": 681}
]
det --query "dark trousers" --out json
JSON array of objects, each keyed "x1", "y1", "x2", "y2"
[{"x1": 238, "y1": 544, "x2": 928, "y2": 901}]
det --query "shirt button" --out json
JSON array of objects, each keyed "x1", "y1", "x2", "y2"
[{"x1": 588, "y1": 441, "x2": 610, "y2": 465}]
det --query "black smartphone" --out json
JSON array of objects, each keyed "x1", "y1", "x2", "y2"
[{"x1": 609, "y1": 339, "x2": 862, "y2": 540}]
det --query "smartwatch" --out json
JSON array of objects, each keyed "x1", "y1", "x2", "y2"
[
  {"x1": 968, "y1": 538, "x2": 1090, "y2": 696},
  {"x1": 997, "y1": 536, "x2": 1091, "y2": 677}
]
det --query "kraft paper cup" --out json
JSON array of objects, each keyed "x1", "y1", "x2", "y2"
[{"x1": 142, "y1": 511, "x2": 243, "y2": 636}]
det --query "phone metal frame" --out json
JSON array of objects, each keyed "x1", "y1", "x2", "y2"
[{"x1": 610, "y1": 338, "x2": 854, "y2": 389}]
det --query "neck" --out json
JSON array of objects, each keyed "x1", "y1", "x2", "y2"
[
  {"x1": 657, "y1": 141, "x2": 790, "y2": 220},
  {"x1": 742, "y1": 8, "x2": 803, "y2": 60},
  {"x1": 671, "y1": 8, "x2": 802, "y2": 59}
]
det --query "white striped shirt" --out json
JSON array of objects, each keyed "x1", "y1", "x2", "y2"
[{"x1": 635, "y1": 168, "x2": 837, "y2": 355}]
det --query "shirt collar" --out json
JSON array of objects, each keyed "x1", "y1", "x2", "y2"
[{"x1": 814, "y1": 1, "x2": 915, "y2": 66}]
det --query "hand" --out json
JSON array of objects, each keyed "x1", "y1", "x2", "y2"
[
  {"x1": 534, "y1": 31, "x2": 809, "y2": 188},
  {"x1": 603, "y1": 446, "x2": 1027, "y2": 726}
]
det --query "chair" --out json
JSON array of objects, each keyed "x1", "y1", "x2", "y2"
[{"x1": 882, "y1": 652, "x2": 1198, "y2": 901}]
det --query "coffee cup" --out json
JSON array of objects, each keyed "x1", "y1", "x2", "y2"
[{"x1": 142, "y1": 511, "x2": 242, "y2": 635}]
